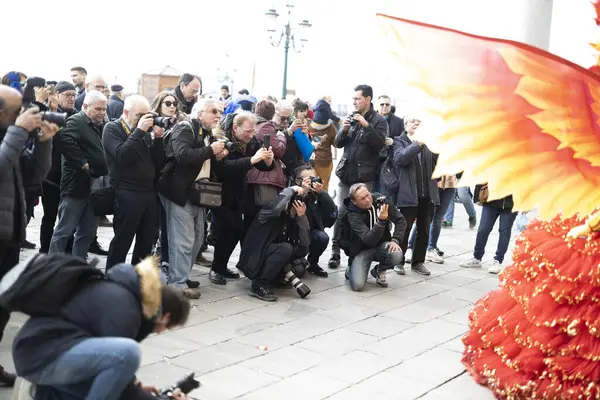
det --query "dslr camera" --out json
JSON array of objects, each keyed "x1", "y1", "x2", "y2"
[
  {"x1": 347, "y1": 111, "x2": 359, "y2": 127},
  {"x1": 375, "y1": 196, "x2": 388, "y2": 206},
  {"x1": 283, "y1": 263, "x2": 311, "y2": 298},
  {"x1": 22, "y1": 77, "x2": 67, "y2": 128},
  {"x1": 310, "y1": 176, "x2": 323, "y2": 185},
  {"x1": 160, "y1": 372, "x2": 201, "y2": 397},
  {"x1": 149, "y1": 112, "x2": 176, "y2": 130},
  {"x1": 219, "y1": 138, "x2": 237, "y2": 152}
]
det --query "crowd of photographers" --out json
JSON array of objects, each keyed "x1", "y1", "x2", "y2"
[{"x1": 0, "y1": 65, "x2": 519, "y2": 399}]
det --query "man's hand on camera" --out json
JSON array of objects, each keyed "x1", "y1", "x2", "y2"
[
  {"x1": 15, "y1": 107, "x2": 42, "y2": 133},
  {"x1": 137, "y1": 113, "x2": 154, "y2": 132},
  {"x1": 293, "y1": 200, "x2": 307, "y2": 217},
  {"x1": 251, "y1": 147, "x2": 269, "y2": 165},
  {"x1": 38, "y1": 121, "x2": 60, "y2": 142},
  {"x1": 385, "y1": 137, "x2": 393, "y2": 146},
  {"x1": 301, "y1": 177, "x2": 312, "y2": 191},
  {"x1": 139, "y1": 382, "x2": 159, "y2": 395},
  {"x1": 35, "y1": 87, "x2": 51, "y2": 103},
  {"x1": 378, "y1": 204, "x2": 389, "y2": 221},
  {"x1": 152, "y1": 125, "x2": 165, "y2": 138},
  {"x1": 387, "y1": 241, "x2": 401, "y2": 253},
  {"x1": 210, "y1": 140, "x2": 226, "y2": 155},
  {"x1": 292, "y1": 185, "x2": 304, "y2": 194},
  {"x1": 312, "y1": 181, "x2": 324, "y2": 193},
  {"x1": 169, "y1": 389, "x2": 189, "y2": 400},
  {"x1": 82, "y1": 163, "x2": 89, "y2": 170},
  {"x1": 215, "y1": 149, "x2": 229, "y2": 161},
  {"x1": 353, "y1": 113, "x2": 369, "y2": 128},
  {"x1": 342, "y1": 118, "x2": 351, "y2": 132}
]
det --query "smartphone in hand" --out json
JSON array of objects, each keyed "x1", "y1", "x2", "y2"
[{"x1": 263, "y1": 134, "x2": 271, "y2": 149}]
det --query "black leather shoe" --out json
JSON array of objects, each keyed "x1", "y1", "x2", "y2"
[
  {"x1": 209, "y1": 270, "x2": 227, "y2": 285},
  {"x1": 249, "y1": 286, "x2": 278, "y2": 302},
  {"x1": 328, "y1": 254, "x2": 340, "y2": 269},
  {"x1": 186, "y1": 279, "x2": 200, "y2": 289},
  {"x1": 222, "y1": 268, "x2": 240, "y2": 279},
  {"x1": 98, "y1": 216, "x2": 112, "y2": 227},
  {"x1": 195, "y1": 254, "x2": 211, "y2": 266},
  {"x1": 89, "y1": 241, "x2": 108, "y2": 256},
  {"x1": 0, "y1": 366, "x2": 16, "y2": 387},
  {"x1": 307, "y1": 264, "x2": 328, "y2": 277},
  {"x1": 21, "y1": 240, "x2": 36, "y2": 250},
  {"x1": 411, "y1": 263, "x2": 431, "y2": 276}
]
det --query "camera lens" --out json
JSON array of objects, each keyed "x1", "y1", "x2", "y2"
[
  {"x1": 224, "y1": 141, "x2": 235, "y2": 152},
  {"x1": 40, "y1": 111, "x2": 67, "y2": 128},
  {"x1": 284, "y1": 268, "x2": 311, "y2": 298},
  {"x1": 153, "y1": 116, "x2": 175, "y2": 130}
]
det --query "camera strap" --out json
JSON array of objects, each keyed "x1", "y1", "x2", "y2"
[{"x1": 119, "y1": 118, "x2": 132, "y2": 135}]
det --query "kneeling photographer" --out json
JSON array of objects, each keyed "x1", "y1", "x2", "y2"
[
  {"x1": 340, "y1": 183, "x2": 407, "y2": 291},
  {"x1": 11, "y1": 255, "x2": 192, "y2": 400},
  {"x1": 293, "y1": 165, "x2": 337, "y2": 277},
  {"x1": 238, "y1": 186, "x2": 311, "y2": 302}
]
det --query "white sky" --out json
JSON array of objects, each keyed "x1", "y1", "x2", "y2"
[{"x1": 0, "y1": 0, "x2": 596, "y2": 106}]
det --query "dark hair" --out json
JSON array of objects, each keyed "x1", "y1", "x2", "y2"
[
  {"x1": 238, "y1": 89, "x2": 250, "y2": 95},
  {"x1": 354, "y1": 84, "x2": 373, "y2": 100},
  {"x1": 220, "y1": 85, "x2": 229, "y2": 91},
  {"x1": 390, "y1": 105, "x2": 396, "y2": 115},
  {"x1": 178, "y1": 73, "x2": 202, "y2": 87},
  {"x1": 292, "y1": 98, "x2": 309, "y2": 114},
  {"x1": 255, "y1": 100, "x2": 276, "y2": 121},
  {"x1": 1, "y1": 72, "x2": 27, "y2": 87},
  {"x1": 294, "y1": 164, "x2": 314, "y2": 179},
  {"x1": 263, "y1": 95, "x2": 278, "y2": 104},
  {"x1": 70, "y1": 66, "x2": 87, "y2": 75},
  {"x1": 151, "y1": 91, "x2": 186, "y2": 121},
  {"x1": 161, "y1": 286, "x2": 190, "y2": 328}
]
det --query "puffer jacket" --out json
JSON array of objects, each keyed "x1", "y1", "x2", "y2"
[
  {"x1": 247, "y1": 117, "x2": 286, "y2": 189},
  {"x1": 0, "y1": 125, "x2": 52, "y2": 247}
]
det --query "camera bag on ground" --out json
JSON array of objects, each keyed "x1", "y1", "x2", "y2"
[{"x1": 0, "y1": 253, "x2": 104, "y2": 316}]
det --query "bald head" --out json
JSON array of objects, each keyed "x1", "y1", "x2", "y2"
[
  {"x1": 85, "y1": 75, "x2": 107, "y2": 93},
  {"x1": 0, "y1": 86, "x2": 24, "y2": 129},
  {"x1": 123, "y1": 95, "x2": 150, "y2": 128}
]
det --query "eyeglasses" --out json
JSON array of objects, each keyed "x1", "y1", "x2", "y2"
[
  {"x1": 203, "y1": 108, "x2": 221, "y2": 115},
  {"x1": 380, "y1": 103, "x2": 390, "y2": 107},
  {"x1": 92, "y1": 84, "x2": 107, "y2": 90},
  {"x1": 61, "y1": 93, "x2": 76, "y2": 98},
  {"x1": 163, "y1": 100, "x2": 178, "y2": 107}
]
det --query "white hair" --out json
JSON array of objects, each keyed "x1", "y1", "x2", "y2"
[
  {"x1": 83, "y1": 90, "x2": 107, "y2": 106},
  {"x1": 191, "y1": 98, "x2": 218, "y2": 117},
  {"x1": 124, "y1": 95, "x2": 150, "y2": 111},
  {"x1": 275, "y1": 100, "x2": 293, "y2": 114}
]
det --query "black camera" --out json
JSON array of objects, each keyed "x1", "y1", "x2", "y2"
[
  {"x1": 153, "y1": 114, "x2": 176, "y2": 130},
  {"x1": 375, "y1": 196, "x2": 388, "y2": 206},
  {"x1": 22, "y1": 77, "x2": 67, "y2": 128},
  {"x1": 220, "y1": 139, "x2": 236, "y2": 152},
  {"x1": 283, "y1": 264, "x2": 311, "y2": 298},
  {"x1": 310, "y1": 176, "x2": 323, "y2": 185},
  {"x1": 160, "y1": 373, "x2": 201, "y2": 397},
  {"x1": 348, "y1": 111, "x2": 359, "y2": 127},
  {"x1": 293, "y1": 192, "x2": 312, "y2": 205}
]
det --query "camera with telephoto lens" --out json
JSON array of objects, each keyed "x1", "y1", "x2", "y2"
[
  {"x1": 283, "y1": 263, "x2": 311, "y2": 298},
  {"x1": 22, "y1": 77, "x2": 68, "y2": 128},
  {"x1": 151, "y1": 113, "x2": 176, "y2": 130},
  {"x1": 375, "y1": 196, "x2": 388, "y2": 206},
  {"x1": 160, "y1": 372, "x2": 201, "y2": 397}
]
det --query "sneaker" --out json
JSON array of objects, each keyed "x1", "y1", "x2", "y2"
[
  {"x1": 394, "y1": 265, "x2": 406, "y2": 275},
  {"x1": 21, "y1": 240, "x2": 36, "y2": 250},
  {"x1": 469, "y1": 216, "x2": 477, "y2": 230},
  {"x1": 307, "y1": 264, "x2": 328, "y2": 277},
  {"x1": 249, "y1": 286, "x2": 278, "y2": 302},
  {"x1": 195, "y1": 254, "x2": 211, "y2": 266},
  {"x1": 411, "y1": 263, "x2": 431, "y2": 275},
  {"x1": 182, "y1": 288, "x2": 201, "y2": 299},
  {"x1": 442, "y1": 221, "x2": 453, "y2": 228},
  {"x1": 370, "y1": 267, "x2": 388, "y2": 287},
  {"x1": 488, "y1": 260, "x2": 503, "y2": 274},
  {"x1": 404, "y1": 248, "x2": 413, "y2": 263},
  {"x1": 426, "y1": 249, "x2": 444, "y2": 264},
  {"x1": 460, "y1": 258, "x2": 483, "y2": 268},
  {"x1": 89, "y1": 240, "x2": 108, "y2": 256},
  {"x1": 328, "y1": 254, "x2": 340, "y2": 269},
  {"x1": 433, "y1": 247, "x2": 444, "y2": 257}
]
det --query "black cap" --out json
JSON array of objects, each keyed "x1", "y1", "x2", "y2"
[
  {"x1": 55, "y1": 81, "x2": 76, "y2": 94},
  {"x1": 111, "y1": 84, "x2": 124, "y2": 92}
]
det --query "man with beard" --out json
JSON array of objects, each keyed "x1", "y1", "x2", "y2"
[
  {"x1": 174, "y1": 74, "x2": 201, "y2": 115},
  {"x1": 39, "y1": 81, "x2": 79, "y2": 254},
  {"x1": 0, "y1": 85, "x2": 56, "y2": 385}
]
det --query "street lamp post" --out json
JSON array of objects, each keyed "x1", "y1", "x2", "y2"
[{"x1": 265, "y1": 4, "x2": 312, "y2": 100}]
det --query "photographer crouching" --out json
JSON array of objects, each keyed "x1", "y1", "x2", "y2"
[
  {"x1": 0, "y1": 85, "x2": 57, "y2": 385},
  {"x1": 340, "y1": 183, "x2": 407, "y2": 291},
  {"x1": 238, "y1": 186, "x2": 312, "y2": 302}
]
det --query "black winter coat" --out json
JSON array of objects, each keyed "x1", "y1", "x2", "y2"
[
  {"x1": 55, "y1": 111, "x2": 107, "y2": 198},
  {"x1": 107, "y1": 95, "x2": 124, "y2": 121},
  {"x1": 335, "y1": 104, "x2": 387, "y2": 185}
]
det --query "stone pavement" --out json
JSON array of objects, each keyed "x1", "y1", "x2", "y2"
[{"x1": 0, "y1": 196, "x2": 521, "y2": 400}]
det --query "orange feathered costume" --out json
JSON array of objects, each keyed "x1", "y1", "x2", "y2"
[{"x1": 377, "y1": 4, "x2": 600, "y2": 399}]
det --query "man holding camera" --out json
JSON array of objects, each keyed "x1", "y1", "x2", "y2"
[
  {"x1": 329, "y1": 84, "x2": 388, "y2": 269},
  {"x1": 0, "y1": 85, "x2": 57, "y2": 386},
  {"x1": 49, "y1": 90, "x2": 108, "y2": 259},
  {"x1": 294, "y1": 165, "x2": 337, "y2": 277},
  {"x1": 103, "y1": 95, "x2": 166, "y2": 270},
  {"x1": 340, "y1": 183, "x2": 406, "y2": 292},
  {"x1": 238, "y1": 186, "x2": 311, "y2": 301},
  {"x1": 157, "y1": 99, "x2": 226, "y2": 299}
]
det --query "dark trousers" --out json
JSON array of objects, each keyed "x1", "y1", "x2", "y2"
[
  {"x1": 308, "y1": 230, "x2": 329, "y2": 266},
  {"x1": 106, "y1": 190, "x2": 158, "y2": 270},
  {"x1": 40, "y1": 181, "x2": 60, "y2": 253},
  {"x1": 0, "y1": 244, "x2": 19, "y2": 343},
  {"x1": 400, "y1": 197, "x2": 434, "y2": 265},
  {"x1": 212, "y1": 206, "x2": 244, "y2": 273},
  {"x1": 159, "y1": 200, "x2": 169, "y2": 264},
  {"x1": 254, "y1": 242, "x2": 293, "y2": 289},
  {"x1": 474, "y1": 205, "x2": 517, "y2": 263}
]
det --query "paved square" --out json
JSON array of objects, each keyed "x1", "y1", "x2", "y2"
[{"x1": 0, "y1": 190, "x2": 515, "y2": 399}]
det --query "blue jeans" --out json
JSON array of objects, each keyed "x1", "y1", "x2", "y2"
[
  {"x1": 25, "y1": 337, "x2": 140, "y2": 400},
  {"x1": 444, "y1": 186, "x2": 476, "y2": 223},
  {"x1": 348, "y1": 242, "x2": 404, "y2": 292},
  {"x1": 49, "y1": 196, "x2": 98, "y2": 259},
  {"x1": 408, "y1": 188, "x2": 455, "y2": 250},
  {"x1": 160, "y1": 195, "x2": 205, "y2": 288},
  {"x1": 308, "y1": 230, "x2": 329, "y2": 266},
  {"x1": 473, "y1": 205, "x2": 517, "y2": 263}
]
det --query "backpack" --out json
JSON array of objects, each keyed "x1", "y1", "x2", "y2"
[{"x1": 0, "y1": 253, "x2": 104, "y2": 316}]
